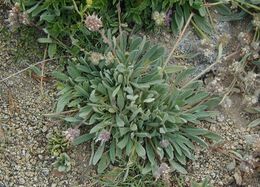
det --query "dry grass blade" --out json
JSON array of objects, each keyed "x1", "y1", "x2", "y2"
[
  {"x1": 162, "y1": 12, "x2": 194, "y2": 70},
  {"x1": 43, "y1": 109, "x2": 79, "y2": 117}
]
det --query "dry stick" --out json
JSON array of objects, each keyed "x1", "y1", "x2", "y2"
[
  {"x1": 40, "y1": 47, "x2": 48, "y2": 95},
  {"x1": 223, "y1": 48, "x2": 240, "y2": 61},
  {"x1": 0, "y1": 58, "x2": 55, "y2": 83},
  {"x1": 162, "y1": 13, "x2": 194, "y2": 70}
]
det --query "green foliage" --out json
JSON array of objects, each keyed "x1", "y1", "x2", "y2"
[
  {"x1": 48, "y1": 132, "x2": 69, "y2": 157},
  {"x1": 20, "y1": 0, "x2": 104, "y2": 57},
  {"x1": 54, "y1": 32, "x2": 221, "y2": 177},
  {"x1": 53, "y1": 153, "x2": 72, "y2": 172},
  {"x1": 95, "y1": 163, "x2": 168, "y2": 187},
  {"x1": 20, "y1": 0, "x2": 212, "y2": 57},
  {"x1": 216, "y1": 0, "x2": 260, "y2": 40}
]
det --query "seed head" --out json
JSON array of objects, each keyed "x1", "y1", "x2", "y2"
[
  {"x1": 152, "y1": 11, "x2": 166, "y2": 26},
  {"x1": 244, "y1": 71, "x2": 257, "y2": 89},
  {"x1": 89, "y1": 52, "x2": 104, "y2": 65},
  {"x1": 85, "y1": 14, "x2": 103, "y2": 31}
]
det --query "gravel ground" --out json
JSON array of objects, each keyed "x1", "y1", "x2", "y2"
[
  {"x1": 0, "y1": 2, "x2": 259, "y2": 187},
  {"x1": 0, "y1": 4, "x2": 92, "y2": 187}
]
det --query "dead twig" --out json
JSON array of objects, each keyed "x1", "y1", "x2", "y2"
[
  {"x1": 0, "y1": 58, "x2": 56, "y2": 83},
  {"x1": 162, "y1": 13, "x2": 194, "y2": 70},
  {"x1": 40, "y1": 47, "x2": 48, "y2": 95}
]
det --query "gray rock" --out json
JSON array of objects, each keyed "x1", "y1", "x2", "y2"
[{"x1": 18, "y1": 178, "x2": 25, "y2": 185}]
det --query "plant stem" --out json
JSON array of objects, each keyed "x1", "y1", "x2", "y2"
[
  {"x1": 40, "y1": 47, "x2": 47, "y2": 96},
  {"x1": 191, "y1": 19, "x2": 209, "y2": 39},
  {"x1": 236, "y1": 3, "x2": 254, "y2": 16},
  {"x1": 204, "y1": 2, "x2": 224, "y2": 7},
  {"x1": 235, "y1": 0, "x2": 260, "y2": 11},
  {"x1": 162, "y1": 13, "x2": 194, "y2": 70}
]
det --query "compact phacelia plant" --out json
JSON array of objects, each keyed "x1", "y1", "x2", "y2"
[
  {"x1": 53, "y1": 32, "x2": 221, "y2": 177},
  {"x1": 48, "y1": 132, "x2": 69, "y2": 157}
]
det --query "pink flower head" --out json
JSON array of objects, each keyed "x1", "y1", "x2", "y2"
[
  {"x1": 84, "y1": 13, "x2": 103, "y2": 31},
  {"x1": 97, "y1": 130, "x2": 110, "y2": 143}
]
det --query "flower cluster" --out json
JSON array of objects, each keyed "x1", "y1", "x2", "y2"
[
  {"x1": 244, "y1": 72, "x2": 257, "y2": 88},
  {"x1": 229, "y1": 61, "x2": 244, "y2": 74},
  {"x1": 243, "y1": 95, "x2": 258, "y2": 106},
  {"x1": 238, "y1": 32, "x2": 251, "y2": 46},
  {"x1": 199, "y1": 39, "x2": 215, "y2": 59},
  {"x1": 89, "y1": 52, "x2": 104, "y2": 65},
  {"x1": 152, "y1": 11, "x2": 166, "y2": 26},
  {"x1": 249, "y1": 42, "x2": 260, "y2": 60},
  {"x1": 238, "y1": 33, "x2": 259, "y2": 59},
  {"x1": 105, "y1": 52, "x2": 114, "y2": 64},
  {"x1": 153, "y1": 163, "x2": 170, "y2": 179},
  {"x1": 221, "y1": 96, "x2": 232, "y2": 109},
  {"x1": 6, "y1": 3, "x2": 30, "y2": 31},
  {"x1": 63, "y1": 128, "x2": 80, "y2": 142},
  {"x1": 97, "y1": 130, "x2": 110, "y2": 143},
  {"x1": 84, "y1": 14, "x2": 103, "y2": 31},
  {"x1": 206, "y1": 77, "x2": 224, "y2": 94}
]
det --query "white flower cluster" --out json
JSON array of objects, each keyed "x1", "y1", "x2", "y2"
[
  {"x1": 207, "y1": 77, "x2": 224, "y2": 94},
  {"x1": 89, "y1": 52, "x2": 104, "y2": 65},
  {"x1": 243, "y1": 95, "x2": 258, "y2": 106},
  {"x1": 152, "y1": 11, "x2": 166, "y2": 26},
  {"x1": 229, "y1": 61, "x2": 243, "y2": 74}
]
